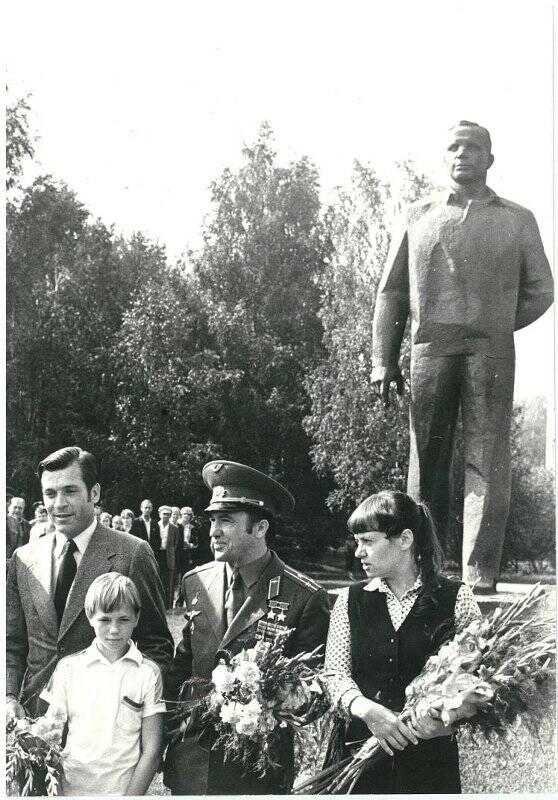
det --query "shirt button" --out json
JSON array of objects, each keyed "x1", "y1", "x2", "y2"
[
  {"x1": 390, "y1": 638, "x2": 395, "y2": 643},
  {"x1": 58, "y1": 645, "x2": 65, "y2": 654},
  {"x1": 388, "y1": 657, "x2": 394, "y2": 663}
]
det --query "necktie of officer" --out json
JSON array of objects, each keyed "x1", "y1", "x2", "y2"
[
  {"x1": 225, "y1": 569, "x2": 243, "y2": 628},
  {"x1": 54, "y1": 539, "x2": 78, "y2": 623}
]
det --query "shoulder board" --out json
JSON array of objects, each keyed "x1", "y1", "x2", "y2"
[
  {"x1": 283, "y1": 565, "x2": 322, "y2": 593},
  {"x1": 185, "y1": 561, "x2": 218, "y2": 579}
]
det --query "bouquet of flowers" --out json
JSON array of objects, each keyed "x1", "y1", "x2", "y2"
[
  {"x1": 298, "y1": 584, "x2": 556, "y2": 794},
  {"x1": 168, "y1": 631, "x2": 331, "y2": 777},
  {"x1": 6, "y1": 711, "x2": 65, "y2": 796}
]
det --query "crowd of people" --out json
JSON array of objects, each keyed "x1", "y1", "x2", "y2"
[{"x1": 6, "y1": 493, "x2": 212, "y2": 610}]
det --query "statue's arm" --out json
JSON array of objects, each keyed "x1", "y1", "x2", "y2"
[
  {"x1": 371, "y1": 223, "x2": 410, "y2": 383},
  {"x1": 515, "y1": 211, "x2": 554, "y2": 330}
]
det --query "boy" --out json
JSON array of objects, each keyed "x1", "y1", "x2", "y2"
[{"x1": 40, "y1": 572, "x2": 165, "y2": 795}]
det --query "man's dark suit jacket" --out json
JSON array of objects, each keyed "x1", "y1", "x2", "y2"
[
  {"x1": 131, "y1": 516, "x2": 161, "y2": 553},
  {"x1": 7, "y1": 516, "x2": 31, "y2": 559},
  {"x1": 163, "y1": 551, "x2": 330, "y2": 795},
  {"x1": 6, "y1": 523, "x2": 174, "y2": 716}
]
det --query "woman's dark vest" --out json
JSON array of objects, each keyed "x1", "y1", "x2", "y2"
[{"x1": 344, "y1": 576, "x2": 463, "y2": 795}]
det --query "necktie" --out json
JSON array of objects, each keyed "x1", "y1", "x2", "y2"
[
  {"x1": 54, "y1": 539, "x2": 78, "y2": 623},
  {"x1": 225, "y1": 569, "x2": 243, "y2": 628}
]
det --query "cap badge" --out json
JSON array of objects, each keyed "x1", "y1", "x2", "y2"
[
  {"x1": 212, "y1": 463, "x2": 224, "y2": 472},
  {"x1": 214, "y1": 486, "x2": 227, "y2": 498}
]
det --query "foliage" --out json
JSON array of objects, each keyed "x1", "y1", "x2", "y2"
[
  {"x1": 109, "y1": 124, "x2": 340, "y2": 549},
  {"x1": 304, "y1": 160, "x2": 433, "y2": 517},
  {"x1": 446, "y1": 401, "x2": 555, "y2": 572},
  {"x1": 502, "y1": 402, "x2": 555, "y2": 572},
  {"x1": 6, "y1": 94, "x2": 35, "y2": 193}
]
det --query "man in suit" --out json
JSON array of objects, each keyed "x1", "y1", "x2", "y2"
[
  {"x1": 7, "y1": 496, "x2": 31, "y2": 561},
  {"x1": 6, "y1": 446, "x2": 174, "y2": 720},
  {"x1": 131, "y1": 498, "x2": 160, "y2": 553},
  {"x1": 163, "y1": 460, "x2": 330, "y2": 795},
  {"x1": 157, "y1": 505, "x2": 181, "y2": 608}
]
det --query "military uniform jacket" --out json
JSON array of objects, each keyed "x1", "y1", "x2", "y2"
[{"x1": 163, "y1": 551, "x2": 330, "y2": 795}]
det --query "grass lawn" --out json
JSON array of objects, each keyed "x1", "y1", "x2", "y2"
[{"x1": 150, "y1": 605, "x2": 557, "y2": 795}]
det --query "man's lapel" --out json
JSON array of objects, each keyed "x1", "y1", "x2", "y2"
[
  {"x1": 220, "y1": 553, "x2": 284, "y2": 650},
  {"x1": 26, "y1": 534, "x2": 58, "y2": 638},
  {"x1": 58, "y1": 526, "x2": 117, "y2": 640}
]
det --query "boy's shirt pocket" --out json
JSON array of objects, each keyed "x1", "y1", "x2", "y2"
[{"x1": 117, "y1": 696, "x2": 143, "y2": 731}]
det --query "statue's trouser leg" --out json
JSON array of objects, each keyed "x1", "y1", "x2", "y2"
[
  {"x1": 407, "y1": 353, "x2": 462, "y2": 551},
  {"x1": 461, "y1": 354, "x2": 514, "y2": 586}
]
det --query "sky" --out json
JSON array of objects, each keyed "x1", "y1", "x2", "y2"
[{"x1": 5, "y1": 0, "x2": 556, "y2": 404}]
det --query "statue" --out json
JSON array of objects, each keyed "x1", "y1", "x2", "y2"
[{"x1": 371, "y1": 121, "x2": 553, "y2": 591}]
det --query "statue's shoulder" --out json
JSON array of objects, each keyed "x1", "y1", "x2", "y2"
[
  {"x1": 494, "y1": 195, "x2": 532, "y2": 215},
  {"x1": 405, "y1": 191, "x2": 447, "y2": 218}
]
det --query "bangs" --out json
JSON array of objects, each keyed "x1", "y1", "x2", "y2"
[
  {"x1": 347, "y1": 493, "x2": 402, "y2": 536},
  {"x1": 85, "y1": 572, "x2": 141, "y2": 617}
]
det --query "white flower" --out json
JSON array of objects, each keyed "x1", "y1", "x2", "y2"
[
  {"x1": 220, "y1": 701, "x2": 243, "y2": 725},
  {"x1": 235, "y1": 716, "x2": 259, "y2": 736},
  {"x1": 212, "y1": 664, "x2": 235, "y2": 694},
  {"x1": 233, "y1": 661, "x2": 261, "y2": 689},
  {"x1": 243, "y1": 698, "x2": 262, "y2": 717}
]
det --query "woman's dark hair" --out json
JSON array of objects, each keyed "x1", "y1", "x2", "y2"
[
  {"x1": 347, "y1": 490, "x2": 444, "y2": 588},
  {"x1": 37, "y1": 446, "x2": 99, "y2": 494}
]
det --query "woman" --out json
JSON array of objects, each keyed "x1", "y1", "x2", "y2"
[
  {"x1": 325, "y1": 490, "x2": 481, "y2": 794},
  {"x1": 121, "y1": 509, "x2": 135, "y2": 533},
  {"x1": 112, "y1": 514, "x2": 124, "y2": 531}
]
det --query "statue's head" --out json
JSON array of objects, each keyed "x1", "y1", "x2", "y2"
[{"x1": 444, "y1": 121, "x2": 494, "y2": 186}]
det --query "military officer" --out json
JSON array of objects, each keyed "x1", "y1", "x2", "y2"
[{"x1": 163, "y1": 460, "x2": 330, "y2": 795}]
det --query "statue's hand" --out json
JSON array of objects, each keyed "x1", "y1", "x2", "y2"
[{"x1": 371, "y1": 365, "x2": 405, "y2": 407}]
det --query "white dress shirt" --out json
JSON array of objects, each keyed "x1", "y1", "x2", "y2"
[
  {"x1": 159, "y1": 522, "x2": 169, "y2": 551},
  {"x1": 51, "y1": 519, "x2": 97, "y2": 593}
]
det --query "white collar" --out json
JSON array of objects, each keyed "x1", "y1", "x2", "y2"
[
  {"x1": 54, "y1": 518, "x2": 97, "y2": 557},
  {"x1": 83, "y1": 638, "x2": 142, "y2": 667},
  {"x1": 364, "y1": 575, "x2": 423, "y2": 599}
]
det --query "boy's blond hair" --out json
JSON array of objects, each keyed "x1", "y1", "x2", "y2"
[{"x1": 84, "y1": 572, "x2": 141, "y2": 618}]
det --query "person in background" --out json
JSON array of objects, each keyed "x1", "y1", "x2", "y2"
[
  {"x1": 121, "y1": 509, "x2": 135, "y2": 533},
  {"x1": 100, "y1": 511, "x2": 113, "y2": 528},
  {"x1": 30, "y1": 502, "x2": 47, "y2": 527},
  {"x1": 112, "y1": 514, "x2": 124, "y2": 531},
  {"x1": 29, "y1": 505, "x2": 55, "y2": 541},
  {"x1": 174, "y1": 506, "x2": 198, "y2": 607},
  {"x1": 7, "y1": 496, "x2": 31, "y2": 561},
  {"x1": 40, "y1": 573, "x2": 165, "y2": 795},
  {"x1": 157, "y1": 505, "x2": 181, "y2": 608},
  {"x1": 131, "y1": 499, "x2": 161, "y2": 556}
]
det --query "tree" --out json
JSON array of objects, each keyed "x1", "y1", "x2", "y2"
[
  {"x1": 304, "y1": 160, "x2": 433, "y2": 517},
  {"x1": 110, "y1": 125, "x2": 339, "y2": 553},
  {"x1": 6, "y1": 94, "x2": 35, "y2": 193},
  {"x1": 5, "y1": 165, "x2": 164, "y2": 500}
]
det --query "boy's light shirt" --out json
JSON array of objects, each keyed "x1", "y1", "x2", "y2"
[{"x1": 40, "y1": 638, "x2": 165, "y2": 796}]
